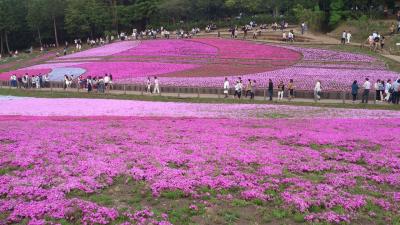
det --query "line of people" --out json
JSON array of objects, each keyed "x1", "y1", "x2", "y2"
[
  {"x1": 223, "y1": 77, "x2": 297, "y2": 101},
  {"x1": 9, "y1": 74, "x2": 50, "y2": 89},
  {"x1": 145, "y1": 77, "x2": 161, "y2": 94},
  {"x1": 352, "y1": 78, "x2": 400, "y2": 104}
]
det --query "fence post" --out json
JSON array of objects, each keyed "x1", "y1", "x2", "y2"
[
  {"x1": 123, "y1": 84, "x2": 126, "y2": 95},
  {"x1": 373, "y1": 91, "x2": 376, "y2": 105},
  {"x1": 197, "y1": 88, "x2": 200, "y2": 98},
  {"x1": 263, "y1": 89, "x2": 266, "y2": 101},
  {"x1": 342, "y1": 91, "x2": 346, "y2": 104},
  {"x1": 141, "y1": 85, "x2": 144, "y2": 96},
  {"x1": 50, "y1": 81, "x2": 53, "y2": 93},
  {"x1": 178, "y1": 87, "x2": 180, "y2": 98},
  {"x1": 217, "y1": 88, "x2": 221, "y2": 99}
]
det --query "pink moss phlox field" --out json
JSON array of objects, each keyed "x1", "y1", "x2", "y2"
[
  {"x1": 115, "y1": 39, "x2": 219, "y2": 57},
  {"x1": 77, "y1": 62, "x2": 199, "y2": 78},
  {"x1": 60, "y1": 41, "x2": 140, "y2": 59},
  {"x1": 2, "y1": 97, "x2": 400, "y2": 118},
  {"x1": 193, "y1": 39, "x2": 301, "y2": 60},
  {"x1": 1, "y1": 38, "x2": 400, "y2": 91},
  {"x1": 282, "y1": 45, "x2": 376, "y2": 62},
  {"x1": 1, "y1": 115, "x2": 400, "y2": 224}
]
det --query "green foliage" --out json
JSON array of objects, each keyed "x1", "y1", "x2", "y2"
[
  {"x1": 160, "y1": 190, "x2": 185, "y2": 199},
  {"x1": 65, "y1": 0, "x2": 111, "y2": 38},
  {"x1": 293, "y1": 4, "x2": 325, "y2": 31},
  {"x1": 329, "y1": 0, "x2": 345, "y2": 26},
  {"x1": 0, "y1": 0, "x2": 397, "y2": 50}
]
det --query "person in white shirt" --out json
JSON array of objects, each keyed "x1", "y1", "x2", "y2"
[
  {"x1": 223, "y1": 77, "x2": 230, "y2": 98},
  {"x1": 346, "y1": 31, "x2": 352, "y2": 44},
  {"x1": 234, "y1": 81, "x2": 242, "y2": 99},
  {"x1": 35, "y1": 76, "x2": 40, "y2": 89},
  {"x1": 43, "y1": 74, "x2": 49, "y2": 88},
  {"x1": 104, "y1": 74, "x2": 110, "y2": 91},
  {"x1": 374, "y1": 79, "x2": 381, "y2": 101},
  {"x1": 385, "y1": 79, "x2": 392, "y2": 101},
  {"x1": 146, "y1": 77, "x2": 152, "y2": 93},
  {"x1": 341, "y1": 31, "x2": 346, "y2": 44},
  {"x1": 314, "y1": 80, "x2": 322, "y2": 101},
  {"x1": 288, "y1": 31, "x2": 294, "y2": 42},
  {"x1": 362, "y1": 78, "x2": 371, "y2": 103},
  {"x1": 153, "y1": 76, "x2": 160, "y2": 94}
]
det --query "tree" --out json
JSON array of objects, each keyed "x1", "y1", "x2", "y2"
[
  {"x1": 65, "y1": 0, "x2": 111, "y2": 38},
  {"x1": 131, "y1": 0, "x2": 159, "y2": 28},
  {"x1": 27, "y1": 0, "x2": 48, "y2": 46},
  {"x1": 0, "y1": 0, "x2": 26, "y2": 53},
  {"x1": 329, "y1": 0, "x2": 345, "y2": 26},
  {"x1": 293, "y1": 4, "x2": 325, "y2": 31},
  {"x1": 158, "y1": 0, "x2": 190, "y2": 24},
  {"x1": 42, "y1": 0, "x2": 66, "y2": 47}
]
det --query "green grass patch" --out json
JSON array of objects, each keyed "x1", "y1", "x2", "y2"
[
  {"x1": 272, "y1": 209, "x2": 288, "y2": 219},
  {"x1": 0, "y1": 166, "x2": 19, "y2": 175},
  {"x1": 88, "y1": 194, "x2": 114, "y2": 206},
  {"x1": 160, "y1": 190, "x2": 185, "y2": 200},
  {"x1": 219, "y1": 211, "x2": 240, "y2": 224},
  {"x1": 231, "y1": 199, "x2": 251, "y2": 207},
  {"x1": 263, "y1": 113, "x2": 292, "y2": 119}
]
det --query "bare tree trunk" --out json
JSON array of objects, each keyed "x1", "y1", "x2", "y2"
[
  {"x1": 53, "y1": 16, "x2": 59, "y2": 48},
  {"x1": 274, "y1": 6, "x2": 279, "y2": 18},
  {"x1": 0, "y1": 32, "x2": 3, "y2": 55},
  {"x1": 110, "y1": 0, "x2": 118, "y2": 33},
  {"x1": 37, "y1": 28, "x2": 42, "y2": 47},
  {"x1": 5, "y1": 32, "x2": 10, "y2": 54}
]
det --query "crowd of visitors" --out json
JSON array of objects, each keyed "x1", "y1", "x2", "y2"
[
  {"x1": 351, "y1": 78, "x2": 400, "y2": 104},
  {"x1": 6, "y1": 73, "x2": 400, "y2": 105},
  {"x1": 227, "y1": 20, "x2": 294, "y2": 41},
  {"x1": 361, "y1": 31, "x2": 385, "y2": 51},
  {"x1": 8, "y1": 73, "x2": 50, "y2": 89}
]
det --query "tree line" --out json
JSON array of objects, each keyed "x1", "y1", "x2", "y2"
[{"x1": 0, "y1": 0, "x2": 396, "y2": 53}]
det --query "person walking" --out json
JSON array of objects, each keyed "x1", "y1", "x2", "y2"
[
  {"x1": 277, "y1": 81, "x2": 284, "y2": 101},
  {"x1": 314, "y1": 80, "x2": 321, "y2": 101},
  {"x1": 385, "y1": 79, "x2": 392, "y2": 102},
  {"x1": 346, "y1": 31, "x2": 352, "y2": 44},
  {"x1": 287, "y1": 79, "x2": 295, "y2": 101},
  {"x1": 250, "y1": 80, "x2": 256, "y2": 99},
  {"x1": 245, "y1": 79, "x2": 252, "y2": 98},
  {"x1": 153, "y1": 76, "x2": 160, "y2": 94},
  {"x1": 374, "y1": 79, "x2": 381, "y2": 101},
  {"x1": 379, "y1": 80, "x2": 385, "y2": 101},
  {"x1": 351, "y1": 80, "x2": 359, "y2": 103},
  {"x1": 223, "y1": 77, "x2": 230, "y2": 98},
  {"x1": 146, "y1": 77, "x2": 152, "y2": 93},
  {"x1": 87, "y1": 76, "x2": 93, "y2": 92},
  {"x1": 341, "y1": 31, "x2": 347, "y2": 45},
  {"x1": 361, "y1": 78, "x2": 371, "y2": 103},
  {"x1": 104, "y1": 74, "x2": 110, "y2": 92},
  {"x1": 63, "y1": 75, "x2": 69, "y2": 90},
  {"x1": 268, "y1": 79, "x2": 274, "y2": 101},
  {"x1": 234, "y1": 81, "x2": 242, "y2": 99},
  {"x1": 391, "y1": 79, "x2": 400, "y2": 104}
]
